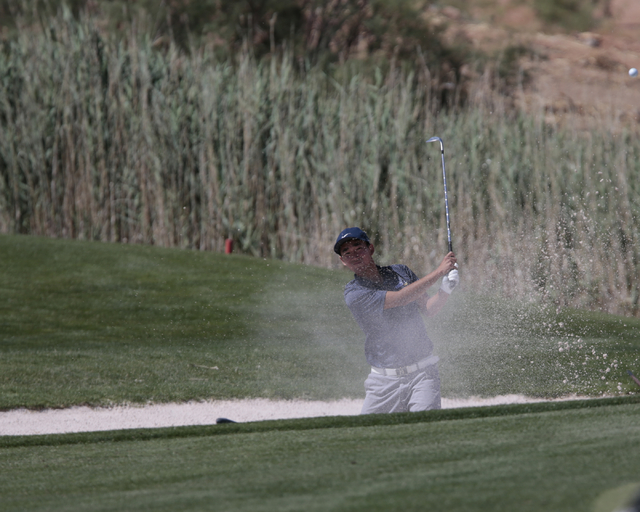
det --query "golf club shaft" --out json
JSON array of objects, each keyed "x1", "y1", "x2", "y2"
[
  {"x1": 426, "y1": 137, "x2": 453, "y2": 253},
  {"x1": 628, "y1": 370, "x2": 640, "y2": 388}
]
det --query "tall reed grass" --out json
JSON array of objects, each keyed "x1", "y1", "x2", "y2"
[{"x1": 1, "y1": 11, "x2": 639, "y2": 316}]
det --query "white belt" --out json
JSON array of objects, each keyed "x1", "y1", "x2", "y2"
[{"x1": 371, "y1": 355, "x2": 439, "y2": 377}]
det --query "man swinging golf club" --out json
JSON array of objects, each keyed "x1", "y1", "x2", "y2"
[{"x1": 335, "y1": 227, "x2": 458, "y2": 414}]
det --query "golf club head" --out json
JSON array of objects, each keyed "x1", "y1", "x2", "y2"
[{"x1": 426, "y1": 136, "x2": 443, "y2": 148}]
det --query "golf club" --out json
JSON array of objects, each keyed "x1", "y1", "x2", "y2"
[
  {"x1": 426, "y1": 136, "x2": 453, "y2": 253},
  {"x1": 628, "y1": 370, "x2": 640, "y2": 388}
]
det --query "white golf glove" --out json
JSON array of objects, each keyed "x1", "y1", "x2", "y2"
[{"x1": 440, "y1": 269, "x2": 459, "y2": 294}]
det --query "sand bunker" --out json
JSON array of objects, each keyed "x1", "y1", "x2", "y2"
[{"x1": 0, "y1": 395, "x2": 584, "y2": 436}]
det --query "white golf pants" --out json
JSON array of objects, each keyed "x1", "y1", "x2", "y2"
[{"x1": 360, "y1": 365, "x2": 441, "y2": 414}]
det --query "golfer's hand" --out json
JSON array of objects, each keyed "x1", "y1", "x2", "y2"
[
  {"x1": 437, "y1": 252, "x2": 457, "y2": 277},
  {"x1": 440, "y1": 269, "x2": 459, "y2": 294}
]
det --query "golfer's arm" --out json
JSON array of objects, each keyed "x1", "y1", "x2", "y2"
[
  {"x1": 422, "y1": 290, "x2": 449, "y2": 317},
  {"x1": 383, "y1": 270, "x2": 444, "y2": 310}
]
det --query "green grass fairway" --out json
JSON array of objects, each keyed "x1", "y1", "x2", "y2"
[
  {"x1": 2, "y1": 399, "x2": 640, "y2": 511},
  {"x1": 3, "y1": 235, "x2": 640, "y2": 511},
  {"x1": 0, "y1": 234, "x2": 366, "y2": 408},
  {"x1": 2, "y1": 234, "x2": 640, "y2": 409}
]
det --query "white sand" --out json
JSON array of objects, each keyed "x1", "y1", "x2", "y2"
[{"x1": 0, "y1": 395, "x2": 581, "y2": 436}]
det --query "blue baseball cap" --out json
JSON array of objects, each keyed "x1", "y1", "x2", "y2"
[{"x1": 334, "y1": 227, "x2": 370, "y2": 255}]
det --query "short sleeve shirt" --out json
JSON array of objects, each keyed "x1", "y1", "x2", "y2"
[{"x1": 344, "y1": 264, "x2": 434, "y2": 368}]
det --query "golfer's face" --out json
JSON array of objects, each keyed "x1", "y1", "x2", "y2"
[{"x1": 340, "y1": 240, "x2": 373, "y2": 271}]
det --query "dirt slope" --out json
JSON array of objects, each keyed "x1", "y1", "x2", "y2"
[{"x1": 437, "y1": 0, "x2": 640, "y2": 129}]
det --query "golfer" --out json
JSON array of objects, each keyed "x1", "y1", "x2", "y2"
[{"x1": 335, "y1": 227, "x2": 458, "y2": 414}]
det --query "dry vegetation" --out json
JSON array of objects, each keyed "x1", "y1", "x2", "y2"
[{"x1": 1, "y1": 1, "x2": 640, "y2": 316}]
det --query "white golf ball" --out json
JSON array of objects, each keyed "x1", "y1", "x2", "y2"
[{"x1": 630, "y1": 68, "x2": 638, "y2": 77}]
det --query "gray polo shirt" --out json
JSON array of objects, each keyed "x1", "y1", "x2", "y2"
[{"x1": 344, "y1": 264, "x2": 434, "y2": 369}]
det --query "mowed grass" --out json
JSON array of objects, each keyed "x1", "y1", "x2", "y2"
[
  {"x1": 0, "y1": 234, "x2": 366, "y2": 408},
  {"x1": 2, "y1": 234, "x2": 640, "y2": 409},
  {"x1": 2, "y1": 399, "x2": 640, "y2": 512},
  {"x1": 3, "y1": 235, "x2": 640, "y2": 511}
]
